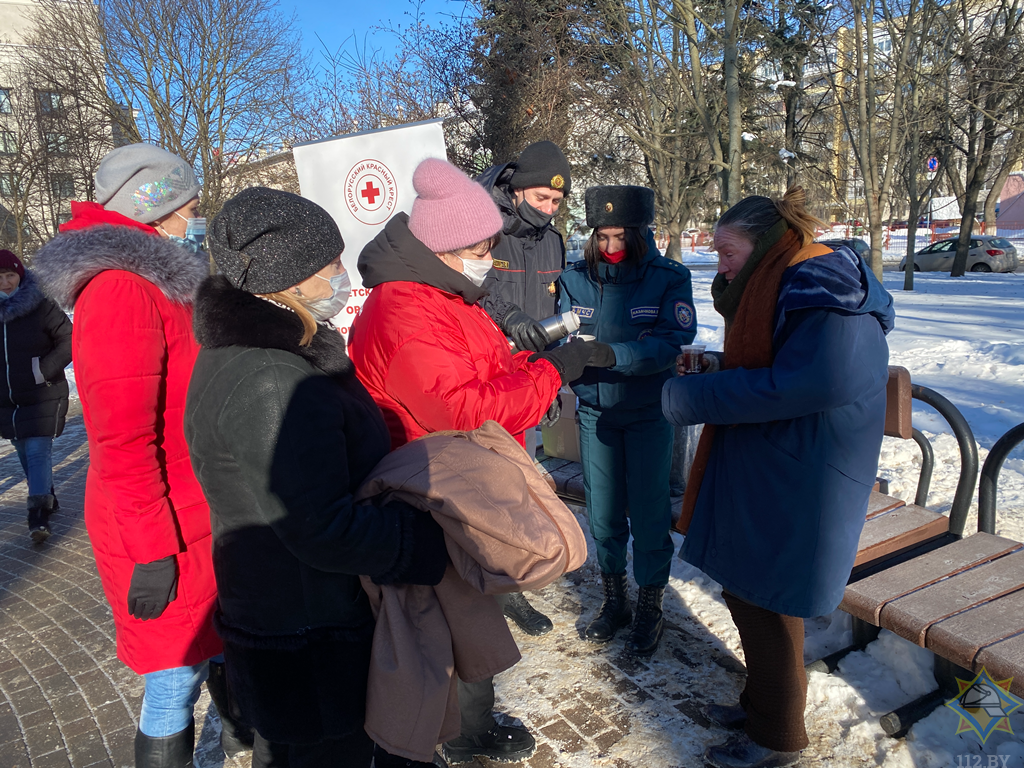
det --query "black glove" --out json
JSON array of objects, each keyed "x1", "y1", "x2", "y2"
[
  {"x1": 588, "y1": 342, "x2": 616, "y2": 368},
  {"x1": 373, "y1": 504, "x2": 448, "y2": 587},
  {"x1": 127, "y1": 556, "x2": 178, "y2": 620},
  {"x1": 529, "y1": 340, "x2": 596, "y2": 384},
  {"x1": 502, "y1": 308, "x2": 549, "y2": 353},
  {"x1": 540, "y1": 396, "x2": 561, "y2": 427}
]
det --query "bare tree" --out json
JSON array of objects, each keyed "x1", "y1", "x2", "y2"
[
  {"x1": 26, "y1": 0, "x2": 308, "y2": 215},
  {"x1": 942, "y1": 0, "x2": 1024, "y2": 275}
]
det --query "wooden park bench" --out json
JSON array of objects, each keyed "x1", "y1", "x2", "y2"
[{"x1": 536, "y1": 367, "x2": 1024, "y2": 736}]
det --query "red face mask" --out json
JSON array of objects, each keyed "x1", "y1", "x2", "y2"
[{"x1": 601, "y1": 250, "x2": 627, "y2": 264}]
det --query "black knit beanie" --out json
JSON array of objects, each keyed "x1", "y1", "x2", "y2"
[
  {"x1": 209, "y1": 187, "x2": 344, "y2": 294},
  {"x1": 585, "y1": 186, "x2": 655, "y2": 229},
  {"x1": 509, "y1": 141, "x2": 571, "y2": 195}
]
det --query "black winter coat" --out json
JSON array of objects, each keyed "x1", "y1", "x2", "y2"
[
  {"x1": 0, "y1": 271, "x2": 72, "y2": 440},
  {"x1": 476, "y1": 163, "x2": 565, "y2": 325},
  {"x1": 184, "y1": 275, "x2": 437, "y2": 744}
]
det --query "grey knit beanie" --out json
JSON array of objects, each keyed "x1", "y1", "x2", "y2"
[
  {"x1": 95, "y1": 143, "x2": 201, "y2": 223},
  {"x1": 208, "y1": 187, "x2": 345, "y2": 294}
]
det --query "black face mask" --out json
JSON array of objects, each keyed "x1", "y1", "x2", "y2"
[{"x1": 517, "y1": 198, "x2": 554, "y2": 229}]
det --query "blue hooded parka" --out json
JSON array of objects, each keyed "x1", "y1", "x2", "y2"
[{"x1": 662, "y1": 246, "x2": 895, "y2": 617}]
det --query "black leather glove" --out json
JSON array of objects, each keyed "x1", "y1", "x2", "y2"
[
  {"x1": 588, "y1": 342, "x2": 616, "y2": 368},
  {"x1": 373, "y1": 504, "x2": 448, "y2": 587},
  {"x1": 127, "y1": 556, "x2": 178, "y2": 620},
  {"x1": 502, "y1": 308, "x2": 549, "y2": 353},
  {"x1": 540, "y1": 396, "x2": 561, "y2": 427},
  {"x1": 529, "y1": 340, "x2": 596, "y2": 384}
]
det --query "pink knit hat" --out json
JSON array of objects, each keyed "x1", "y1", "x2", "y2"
[{"x1": 408, "y1": 158, "x2": 503, "y2": 252}]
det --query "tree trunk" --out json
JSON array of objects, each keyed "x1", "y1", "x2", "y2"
[
  {"x1": 664, "y1": 219, "x2": 683, "y2": 262},
  {"x1": 723, "y1": 0, "x2": 743, "y2": 206}
]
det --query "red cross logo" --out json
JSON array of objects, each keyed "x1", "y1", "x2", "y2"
[{"x1": 361, "y1": 181, "x2": 381, "y2": 206}]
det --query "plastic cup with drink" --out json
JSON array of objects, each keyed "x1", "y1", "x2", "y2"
[{"x1": 679, "y1": 344, "x2": 706, "y2": 374}]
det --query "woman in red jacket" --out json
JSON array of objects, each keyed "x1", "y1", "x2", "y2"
[
  {"x1": 349, "y1": 157, "x2": 604, "y2": 765},
  {"x1": 33, "y1": 144, "x2": 248, "y2": 768}
]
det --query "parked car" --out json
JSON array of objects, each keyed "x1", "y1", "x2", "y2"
[
  {"x1": 898, "y1": 236, "x2": 1019, "y2": 273},
  {"x1": 818, "y1": 238, "x2": 871, "y2": 260}
]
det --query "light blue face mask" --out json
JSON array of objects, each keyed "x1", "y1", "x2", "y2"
[
  {"x1": 0, "y1": 286, "x2": 18, "y2": 300},
  {"x1": 167, "y1": 234, "x2": 203, "y2": 256},
  {"x1": 307, "y1": 271, "x2": 352, "y2": 321}
]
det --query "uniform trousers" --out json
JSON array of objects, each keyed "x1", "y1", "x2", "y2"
[{"x1": 577, "y1": 403, "x2": 674, "y2": 586}]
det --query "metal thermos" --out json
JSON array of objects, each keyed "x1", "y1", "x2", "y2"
[{"x1": 538, "y1": 310, "x2": 581, "y2": 344}]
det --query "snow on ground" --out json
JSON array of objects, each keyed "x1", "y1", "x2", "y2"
[{"x1": 498, "y1": 268, "x2": 1024, "y2": 767}]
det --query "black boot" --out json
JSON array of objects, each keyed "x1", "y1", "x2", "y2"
[
  {"x1": 374, "y1": 744, "x2": 449, "y2": 767},
  {"x1": 206, "y1": 660, "x2": 254, "y2": 757},
  {"x1": 134, "y1": 720, "x2": 195, "y2": 768},
  {"x1": 27, "y1": 494, "x2": 54, "y2": 544},
  {"x1": 501, "y1": 592, "x2": 553, "y2": 636},
  {"x1": 585, "y1": 573, "x2": 631, "y2": 644},
  {"x1": 442, "y1": 724, "x2": 536, "y2": 765},
  {"x1": 624, "y1": 585, "x2": 665, "y2": 657}
]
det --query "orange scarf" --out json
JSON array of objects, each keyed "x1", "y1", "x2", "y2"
[{"x1": 674, "y1": 232, "x2": 832, "y2": 534}]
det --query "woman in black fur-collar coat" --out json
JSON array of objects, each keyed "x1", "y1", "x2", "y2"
[
  {"x1": 0, "y1": 250, "x2": 72, "y2": 542},
  {"x1": 185, "y1": 187, "x2": 448, "y2": 768}
]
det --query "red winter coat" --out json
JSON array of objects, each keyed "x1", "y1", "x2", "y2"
[
  {"x1": 33, "y1": 202, "x2": 221, "y2": 674},
  {"x1": 348, "y1": 213, "x2": 561, "y2": 450}
]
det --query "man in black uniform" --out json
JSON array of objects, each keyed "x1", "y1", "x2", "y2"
[{"x1": 476, "y1": 141, "x2": 571, "y2": 637}]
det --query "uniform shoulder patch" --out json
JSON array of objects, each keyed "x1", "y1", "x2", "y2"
[
  {"x1": 572, "y1": 305, "x2": 595, "y2": 319},
  {"x1": 674, "y1": 301, "x2": 695, "y2": 329}
]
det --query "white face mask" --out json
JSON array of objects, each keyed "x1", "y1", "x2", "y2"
[
  {"x1": 306, "y1": 271, "x2": 352, "y2": 321},
  {"x1": 459, "y1": 257, "x2": 493, "y2": 287}
]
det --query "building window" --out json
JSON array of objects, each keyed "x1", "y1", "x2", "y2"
[
  {"x1": 50, "y1": 173, "x2": 75, "y2": 199},
  {"x1": 0, "y1": 130, "x2": 16, "y2": 154},
  {"x1": 0, "y1": 88, "x2": 11, "y2": 114},
  {"x1": 44, "y1": 132, "x2": 69, "y2": 154},
  {"x1": 0, "y1": 173, "x2": 19, "y2": 197},
  {"x1": 37, "y1": 91, "x2": 64, "y2": 114}
]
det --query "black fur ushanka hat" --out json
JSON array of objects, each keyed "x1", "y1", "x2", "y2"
[{"x1": 584, "y1": 186, "x2": 655, "y2": 229}]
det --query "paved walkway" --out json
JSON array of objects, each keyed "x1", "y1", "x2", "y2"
[{"x1": 0, "y1": 415, "x2": 758, "y2": 768}]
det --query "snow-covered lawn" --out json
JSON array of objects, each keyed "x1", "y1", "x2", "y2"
[{"x1": 498, "y1": 269, "x2": 1024, "y2": 768}]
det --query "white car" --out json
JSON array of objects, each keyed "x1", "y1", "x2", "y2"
[{"x1": 898, "y1": 236, "x2": 1019, "y2": 273}]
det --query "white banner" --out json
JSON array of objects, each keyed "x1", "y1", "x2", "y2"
[{"x1": 292, "y1": 119, "x2": 447, "y2": 335}]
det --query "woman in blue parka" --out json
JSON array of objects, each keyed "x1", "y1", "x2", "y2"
[
  {"x1": 559, "y1": 185, "x2": 696, "y2": 658},
  {"x1": 661, "y1": 188, "x2": 894, "y2": 768}
]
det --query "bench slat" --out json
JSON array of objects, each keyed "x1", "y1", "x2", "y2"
[
  {"x1": 879, "y1": 550, "x2": 1024, "y2": 646},
  {"x1": 925, "y1": 588, "x2": 1024, "y2": 672},
  {"x1": 866, "y1": 492, "x2": 906, "y2": 519},
  {"x1": 853, "y1": 505, "x2": 949, "y2": 568},
  {"x1": 885, "y1": 366, "x2": 913, "y2": 439},
  {"x1": 974, "y1": 632, "x2": 1024, "y2": 697},
  {"x1": 841, "y1": 533, "x2": 1023, "y2": 624}
]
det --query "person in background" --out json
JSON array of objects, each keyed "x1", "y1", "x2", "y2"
[
  {"x1": 349, "y1": 157, "x2": 607, "y2": 766},
  {"x1": 185, "y1": 187, "x2": 448, "y2": 768},
  {"x1": 475, "y1": 139, "x2": 573, "y2": 635},
  {"x1": 32, "y1": 144, "x2": 250, "y2": 768},
  {"x1": 558, "y1": 186, "x2": 696, "y2": 658},
  {"x1": 662, "y1": 188, "x2": 893, "y2": 768},
  {"x1": 0, "y1": 249, "x2": 72, "y2": 543}
]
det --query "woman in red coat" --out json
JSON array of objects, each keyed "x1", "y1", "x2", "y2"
[
  {"x1": 349, "y1": 157, "x2": 604, "y2": 765},
  {"x1": 33, "y1": 144, "x2": 248, "y2": 767}
]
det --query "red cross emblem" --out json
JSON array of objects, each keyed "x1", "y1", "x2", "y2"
[{"x1": 361, "y1": 181, "x2": 381, "y2": 205}]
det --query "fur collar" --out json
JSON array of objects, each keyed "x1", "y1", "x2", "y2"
[
  {"x1": 193, "y1": 275, "x2": 354, "y2": 379},
  {"x1": 0, "y1": 271, "x2": 46, "y2": 323},
  {"x1": 31, "y1": 224, "x2": 209, "y2": 308}
]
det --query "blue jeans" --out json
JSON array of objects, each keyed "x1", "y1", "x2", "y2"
[
  {"x1": 11, "y1": 436, "x2": 54, "y2": 498},
  {"x1": 139, "y1": 654, "x2": 224, "y2": 737}
]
